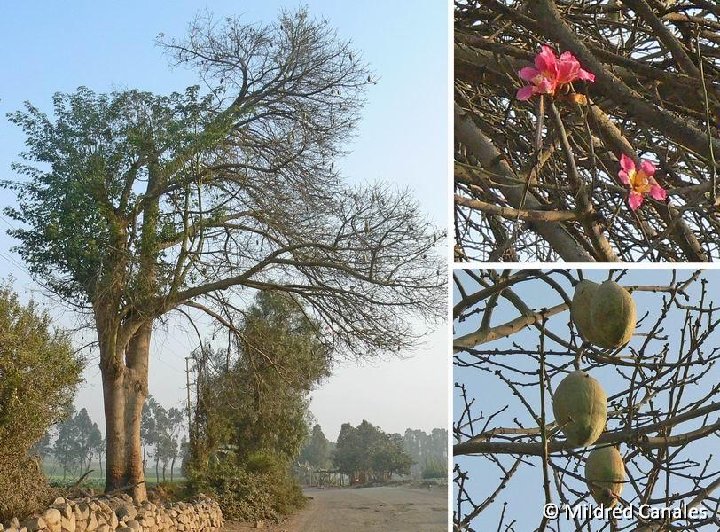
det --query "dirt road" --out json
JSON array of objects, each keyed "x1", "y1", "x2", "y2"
[{"x1": 223, "y1": 485, "x2": 447, "y2": 531}]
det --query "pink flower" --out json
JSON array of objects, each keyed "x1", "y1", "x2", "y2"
[
  {"x1": 517, "y1": 45, "x2": 595, "y2": 101},
  {"x1": 618, "y1": 154, "x2": 668, "y2": 211}
]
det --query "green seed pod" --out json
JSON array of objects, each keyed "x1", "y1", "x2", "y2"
[
  {"x1": 590, "y1": 281, "x2": 636, "y2": 348},
  {"x1": 585, "y1": 445, "x2": 625, "y2": 507},
  {"x1": 570, "y1": 280, "x2": 600, "y2": 344},
  {"x1": 552, "y1": 371, "x2": 607, "y2": 447},
  {"x1": 571, "y1": 280, "x2": 636, "y2": 349}
]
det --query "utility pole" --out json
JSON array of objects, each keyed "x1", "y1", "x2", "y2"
[{"x1": 185, "y1": 356, "x2": 193, "y2": 444}]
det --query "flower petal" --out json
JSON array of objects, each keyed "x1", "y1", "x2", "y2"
[
  {"x1": 619, "y1": 154, "x2": 635, "y2": 174},
  {"x1": 535, "y1": 78, "x2": 555, "y2": 94},
  {"x1": 519, "y1": 66, "x2": 540, "y2": 82},
  {"x1": 620, "y1": 153, "x2": 635, "y2": 173},
  {"x1": 535, "y1": 45, "x2": 558, "y2": 76},
  {"x1": 578, "y1": 68, "x2": 595, "y2": 82},
  {"x1": 650, "y1": 184, "x2": 667, "y2": 201},
  {"x1": 618, "y1": 170, "x2": 630, "y2": 185},
  {"x1": 628, "y1": 192, "x2": 644, "y2": 211},
  {"x1": 516, "y1": 86, "x2": 535, "y2": 100},
  {"x1": 557, "y1": 58, "x2": 579, "y2": 84},
  {"x1": 640, "y1": 159, "x2": 656, "y2": 177}
]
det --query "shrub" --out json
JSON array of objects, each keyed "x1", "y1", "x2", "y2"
[
  {"x1": 188, "y1": 452, "x2": 306, "y2": 522},
  {"x1": 0, "y1": 285, "x2": 82, "y2": 521}
]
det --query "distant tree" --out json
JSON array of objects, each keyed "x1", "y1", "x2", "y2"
[
  {"x1": 369, "y1": 434, "x2": 413, "y2": 480},
  {"x1": 54, "y1": 409, "x2": 82, "y2": 480},
  {"x1": 141, "y1": 396, "x2": 184, "y2": 482},
  {"x1": 167, "y1": 424, "x2": 184, "y2": 482},
  {"x1": 159, "y1": 407, "x2": 183, "y2": 482},
  {"x1": 5, "y1": 7, "x2": 444, "y2": 501},
  {"x1": 334, "y1": 423, "x2": 362, "y2": 480},
  {"x1": 422, "y1": 456, "x2": 447, "y2": 480},
  {"x1": 334, "y1": 420, "x2": 413, "y2": 482},
  {"x1": 54, "y1": 408, "x2": 103, "y2": 477},
  {"x1": 403, "y1": 427, "x2": 448, "y2": 479},
  {"x1": 141, "y1": 399, "x2": 156, "y2": 472},
  {"x1": 92, "y1": 428, "x2": 105, "y2": 478},
  {"x1": 300, "y1": 424, "x2": 330, "y2": 469},
  {"x1": 74, "y1": 408, "x2": 98, "y2": 472}
]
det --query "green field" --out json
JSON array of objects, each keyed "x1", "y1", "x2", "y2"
[{"x1": 41, "y1": 458, "x2": 185, "y2": 487}]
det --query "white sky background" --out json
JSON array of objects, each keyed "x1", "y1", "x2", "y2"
[{"x1": 0, "y1": 1, "x2": 449, "y2": 442}]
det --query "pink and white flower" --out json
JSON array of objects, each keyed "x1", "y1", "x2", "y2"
[
  {"x1": 618, "y1": 154, "x2": 667, "y2": 211},
  {"x1": 517, "y1": 45, "x2": 595, "y2": 101}
]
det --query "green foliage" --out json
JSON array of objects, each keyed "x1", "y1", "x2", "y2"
[
  {"x1": 53, "y1": 407, "x2": 103, "y2": 479},
  {"x1": 141, "y1": 396, "x2": 184, "y2": 481},
  {"x1": 188, "y1": 291, "x2": 330, "y2": 518},
  {"x1": 369, "y1": 434, "x2": 413, "y2": 478},
  {"x1": 333, "y1": 420, "x2": 414, "y2": 482},
  {"x1": 3, "y1": 86, "x2": 214, "y2": 305},
  {"x1": 421, "y1": 457, "x2": 448, "y2": 480},
  {"x1": 191, "y1": 291, "x2": 331, "y2": 466},
  {"x1": 299, "y1": 424, "x2": 331, "y2": 469},
  {"x1": 0, "y1": 284, "x2": 82, "y2": 521},
  {"x1": 189, "y1": 454, "x2": 306, "y2": 522}
]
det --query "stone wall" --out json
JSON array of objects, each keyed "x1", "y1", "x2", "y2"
[{"x1": 0, "y1": 494, "x2": 223, "y2": 532}]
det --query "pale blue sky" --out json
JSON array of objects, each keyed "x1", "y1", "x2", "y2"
[{"x1": 0, "y1": 1, "x2": 449, "y2": 441}]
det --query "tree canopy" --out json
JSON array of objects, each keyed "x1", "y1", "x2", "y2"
[
  {"x1": 6, "y1": 8, "x2": 444, "y2": 358},
  {"x1": 334, "y1": 420, "x2": 413, "y2": 482}
]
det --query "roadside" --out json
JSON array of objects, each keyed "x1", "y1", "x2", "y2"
[{"x1": 222, "y1": 485, "x2": 447, "y2": 531}]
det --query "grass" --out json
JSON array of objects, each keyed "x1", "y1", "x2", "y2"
[{"x1": 41, "y1": 459, "x2": 185, "y2": 489}]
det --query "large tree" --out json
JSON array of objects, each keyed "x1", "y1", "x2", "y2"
[{"x1": 4, "y1": 8, "x2": 444, "y2": 500}]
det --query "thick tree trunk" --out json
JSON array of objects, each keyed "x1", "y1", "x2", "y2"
[{"x1": 101, "y1": 321, "x2": 152, "y2": 502}]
